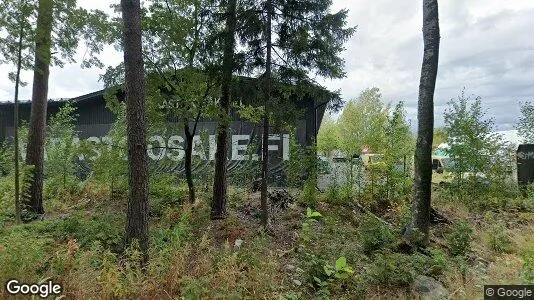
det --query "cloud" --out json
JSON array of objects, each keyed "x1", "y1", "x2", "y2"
[
  {"x1": 323, "y1": 0, "x2": 534, "y2": 130},
  {"x1": 1, "y1": 0, "x2": 533, "y2": 131}
]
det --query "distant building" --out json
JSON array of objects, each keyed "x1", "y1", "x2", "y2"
[{"x1": 0, "y1": 80, "x2": 334, "y2": 183}]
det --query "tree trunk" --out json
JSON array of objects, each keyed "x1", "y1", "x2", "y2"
[
  {"x1": 121, "y1": 0, "x2": 150, "y2": 263},
  {"x1": 24, "y1": 0, "x2": 53, "y2": 216},
  {"x1": 260, "y1": 0, "x2": 273, "y2": 228},
  {"x1": 184, "y1": 122, "x2": 195, "y2": 203},
  {"x1": 211, "y1": 0, "x2": 237, "y2": 220},
  {"x1": 405, "y1": 0, "x2": 440, "y2": 247},
  {"x1": 13, "y1": 12, "x2": 25, "y2": 224}
]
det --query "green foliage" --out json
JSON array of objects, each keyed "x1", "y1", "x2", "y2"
[
  {"x1": 522, "y1": 251, "x2": 534, "y2": 284},
  {"x1": 323, "y1": 256, "x2": 354, "y2": 280},
  {"x1": 322, "y1": 183, "x2": 354, "y2": 205},
  {"x1": 28, "y1": 213, "x2": 125, "y2": 252},
  {"x1": 0, "y1": 227, "x2": 55, "y2": 283},
  {"x1": 308, "y1": 255, "x2": 354, "y2": 296},
  {"x1": 0, "y1": 0, "x2": 111, "y2": 72},
  {"x1": 150, "y1": 174, "x2": 188, "y2": 203},
  {"x1": 487, "y1": 221, "x2": 512, "y2": 254},
  {"x1": 237, "y1": 0, "x2": 356, "y2": 82},
  {"x1": 299, "y1": 178, "x2": 318, "y2": 208},
  {"x1": 285, "y1": 135, "x2": 317, "y2": 188},
  {"x1": 45, "y1": 103, "x2": 81, "y2": 193},
  {"x1": 434, "y1": 127, "x2": 448, "y2": 146},
  {"x1": 88, "y1": 101, "x2": 128, "y2": 199},
  {"x1": 317, "y1": 113, "x2": 340, "y2": 156},
  {"x1": 339, "y1": 87, "x2": 388, "y2": 155},
  {"x1": 446, "y1": 220, "x2": 473, "y2": 257},
  {"x1": 517, "y1": 101, "x2": 534, "y2": 143},
  {"x1": 364, "y1": 250, "x2": 449, "y2": 286},
  {"x1": 301, "y1": 207, "x2": 322, "y2": 245},
  {"x1": 359, "y1": 212, "x2": 396, "y2": 253},
  {"x1": 0, "y1": 142, "x2": 11, "y2": 176},
  {"x1": 444, "y1": 91, "x2": 512, "y2": 201}
]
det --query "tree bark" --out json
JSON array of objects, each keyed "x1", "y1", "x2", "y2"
[
  {"x1": 405, "y1": 0, "x2": 440, "y2": 247},
  {"x1": 260, "y1": 0, "x2": 273, "y2": 228},
  {"x1": 14, "y1": 10, "x2": 25, "y2": 224},
  {"x1": 121, "y1": 0, "x2": 150, "y2": 262},
  {"x1": 184, "y1": 122, "x2": 196, "y2": 203},
  {"x1": 24, "y1": 0, "x2": 53, "y2": 216},
  {"x1": 211, "y1": 0, "x2": 237, "y2": 220}
]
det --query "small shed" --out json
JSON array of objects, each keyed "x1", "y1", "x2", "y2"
[{"x1": 517, "y1": 144, "x2": 534, "y2": 190}]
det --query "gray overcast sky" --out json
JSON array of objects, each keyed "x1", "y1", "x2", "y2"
[{"x1": 1, "y1": 0, "x2": 533, "y2": 130}]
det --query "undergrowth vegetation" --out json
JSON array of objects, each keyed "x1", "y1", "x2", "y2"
[{"x1": 1, "y1": 95, "x2": 534, "y2": 299}]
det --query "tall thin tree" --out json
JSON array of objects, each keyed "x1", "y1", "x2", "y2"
[
  {"x1": 5, "y1": 0, "x2": 111, "y2": 216},
  {"x1": 405, "y1": 0, "x2": 440, "y2": 247},
  {"x1": 13, "y1": 7, "x2": 26, "y2": 224},
  {"x1": 260, "y1": 0, "x2": 273, "y2": 228},
  {"x1": 25, "y1": 0, "x2": 53, "y2": 215},
  {"x1": 211, "y1": 0, "x2": 237, "y2": 219},
  {"x1": 237, "y1": 0, "x2": 354, "y2": 226},
  {"x1": 121, "y1": 0, "x2": 150, "y2": 261},
  {"x1": 1, "y1": 0, "x2": 34, "y2": 222}
]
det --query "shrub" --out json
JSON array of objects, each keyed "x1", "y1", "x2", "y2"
[
  {"x1": 323, "y1": 183, "x2": 354, "y2": 205},
  {"x1": 446, "y1": 220, "x2": 473, "y2": 256},
  {"x1": 487, "y1": 221, "x2": 512, "y2": 253},
  {"x1": 0, "y1": 226, "x2": 55, "y2": 283},
  {"x1": 299, "y1": 178, "x2": 318, "y2": 207},
  {"x1": 359, "y1": 212, "x2": 396, "y2": 253},
  {"x1": 0, "y1": 142, "x2": 11, "y2": 176},
  {"x1": 364, "y1": 252, "x2": 415, "y2": 286},
  {"x1": 522, "y1": 251, "x2": 534, "y2": 284},
  {"x1": 34, "y1": 213, "x2": 125, "y2": 252},
  {"x1": 364, "y1": 250, "x2": 449, "y2": 287}
]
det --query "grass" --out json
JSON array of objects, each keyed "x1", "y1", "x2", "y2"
[{"x1": 0, "y1": 177, "x2": 533, "y2": 299}]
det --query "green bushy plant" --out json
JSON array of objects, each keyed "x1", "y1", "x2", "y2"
[
  {"x1": 0, "y1": 142, "x2": 11, "y2": 176},
  {"x1": 446, "y1": 220, "x2": 473, "y2": 256},
  {"x1": 364, "y1": 249, "x2": 449, "y2": 286},
  {"x1": 87, "y1": 103, "x2": 128, "y2": 200},
  {"x1": 522, "y1": 251, "x2": 534, "y2": 284},
  {"x1": 32, "y1": 213, "x2": 125, "y2": 252},
  {"x1": 0, "y1": 226, "x2": 55, "y2": 283},
  {"x1": 45, "y1": 103, "x2": 81, "y2": 192},
  {"x1": 359, "y1": 212, "x2": 396, "y2": 253},
  {"x1": 487, "y1": 221, "x2": 512, "y2": 254},
  {"x1": 299, "y1": 178, "x2": 318, "y2": 207},
  {"x1": 300, "y1": 207, "x2": 322, "y2": 245},
  {"x1": 323, "y1": 183, "x2": 354, "y2": 205}
]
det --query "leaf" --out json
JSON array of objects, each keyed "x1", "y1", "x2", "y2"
[
  {"x1": 306, "y1": 207, "x2": 322, "y2": 218},
  {"x1": 323, "y1": 264, "x2": 334, "y2": 277},
  {"x1": 335, "y1": 256, "x2": 346, "y2": 271}
]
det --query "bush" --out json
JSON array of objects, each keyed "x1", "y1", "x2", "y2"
[
  {"x1": 446, "y1": 220, "x2": 473, "y2": 256},
  {"x1": 299, "y1": 178, "x2": 318, "y2": 207},
  {"x1": 0, "y1": 227, "x2": 55, "y2": 283},
  {"x1": 359, "y1": 213, "x2": 396, "y2": 253},
  {"x1": 522, "y1": 251, "x2": 534, "y2": 284},
  {"x1": 323, "y1": 183, "x2": 354, "y2": 205},
  {"x1": 0, "y1": 142, "x2": 11, "y2": 176},
  {"x1": 487, "y1": 221, "x2": 512, "y2": 254},
  {"x1": 364, "y1": 249, "x2": 449, "y2": 287},
  {"x1": 30, "y1": 213, "x2": 125, "y2": 253}
]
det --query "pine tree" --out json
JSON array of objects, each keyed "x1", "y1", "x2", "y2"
[
  {"x1": 121, "y1": 0, "x2": 150, "y2": 263},
  {"x1": 0, "y1": 0, "x2": 34, "y2": 223},
  {"x1": 236, "y1": 0, "x2": 355, "y2": 226},
  {"x1": 211, "y1": 0, "x2": 238, "y2": 219},
  {"x1": 0, "y1": 0, "x2": 111, "y2": 216}
]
